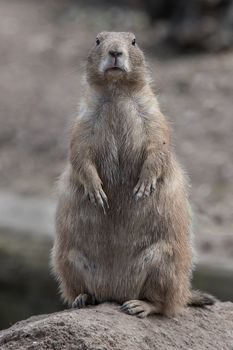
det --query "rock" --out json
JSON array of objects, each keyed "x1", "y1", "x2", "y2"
[{"x1": 0, "y1": 302, "x2": 232, "y2": 350}]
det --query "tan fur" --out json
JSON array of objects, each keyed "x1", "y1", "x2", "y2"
[{"x1": 51, "y1": 32, "x2": 211, "y2": 318}]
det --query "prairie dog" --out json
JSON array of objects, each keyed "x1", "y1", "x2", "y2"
[{"x1": 52, "y1": 31, "x2": 215, "y2": 318}]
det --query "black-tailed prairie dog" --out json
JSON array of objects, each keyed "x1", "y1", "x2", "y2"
[{"x1": 52, "y1": 31, "x2": 215, "y2": 317}]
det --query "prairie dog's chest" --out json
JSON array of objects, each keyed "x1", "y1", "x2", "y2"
[
  {"x1": 95, "y1": 99, "x2": 143, "y2": 149},
  {"x1": 93, "y1": 99, "x2": 145, "y2": 183}
]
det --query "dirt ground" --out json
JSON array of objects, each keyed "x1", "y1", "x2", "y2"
[{"x1": 0, "y1": 0, "x2": 232, "y2": 242}]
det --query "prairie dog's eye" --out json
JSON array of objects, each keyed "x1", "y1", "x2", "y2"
[
  {"x1": 96, "y1": 38, "x2": 100, "y2": 46},
  {"x1": 132, "y1": 38, "x2": 136, "y2": 46}
]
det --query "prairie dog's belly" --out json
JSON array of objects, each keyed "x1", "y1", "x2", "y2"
[
  {"x1": 68, "y1": 201, "x2": 161, "y2": 302},
  {"x1": 68, "y1": 244, "x2": 151, "y2": 302}
]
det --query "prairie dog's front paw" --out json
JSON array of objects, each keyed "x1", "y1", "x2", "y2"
[
  {"x1": 84, "y1": 184, "x2": 109, "y2": 213},
  {"x1": 133, "y1": 177, "x2": 156, "y2": 200}
]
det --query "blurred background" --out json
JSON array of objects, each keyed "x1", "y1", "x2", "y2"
[{"x1": 0, "y1": 0, "x2": 232, "y2": 330}]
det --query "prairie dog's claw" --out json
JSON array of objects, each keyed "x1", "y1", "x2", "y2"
[
  {"x1": 86, "y1": 187, "x2": 109, "y2": 213},
  {"x1": 120, "y1": 300, "x2": 156, "y2": 318},
  {"x1": 72, "y1": 294, "x2": 97, "y2": 309}
]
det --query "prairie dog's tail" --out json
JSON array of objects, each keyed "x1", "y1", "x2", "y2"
[{"x1": 188, "y1": 290, "x2": 217, "y2": 307}]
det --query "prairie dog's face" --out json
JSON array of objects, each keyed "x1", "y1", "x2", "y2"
[{"x1": 86, "y1": 32, "x2": 147, "y2": 88}]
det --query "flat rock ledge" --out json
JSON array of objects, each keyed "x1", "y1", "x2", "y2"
[{"x1": 0, "y1": 302, "x2": 232, "y2": 350}]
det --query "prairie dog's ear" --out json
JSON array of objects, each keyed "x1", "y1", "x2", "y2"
[{"x1": 96, "y1": 31, "x2": 108, "y2": 40}]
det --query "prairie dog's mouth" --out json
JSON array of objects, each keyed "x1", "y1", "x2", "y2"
[
  {"x1": 99, "y1": 55, "x2": 129, "y2": 74},
  {"x1": 105, "y1": 66, "x2": 125, "y2": 72}
]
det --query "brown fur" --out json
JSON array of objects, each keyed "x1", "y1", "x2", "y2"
[{"x1": 51, "y1": 32, "x2": 214, "y2": 318}]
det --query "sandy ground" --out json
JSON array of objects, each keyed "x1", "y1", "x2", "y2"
[{"x1": 0, "y1": 0, "x2": 232, "y2": 242}]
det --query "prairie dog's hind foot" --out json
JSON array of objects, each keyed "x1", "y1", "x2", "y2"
[
  {"x1": 72, "y1": 294, "x2": 98, "y2": 309},
  {"x1": 120, "y1": 300, "x2": 161, "y2": 318}
]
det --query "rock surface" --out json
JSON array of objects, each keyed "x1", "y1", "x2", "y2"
[{"x1": 0, "y1": 302, "x2": 232, "y2": 350}]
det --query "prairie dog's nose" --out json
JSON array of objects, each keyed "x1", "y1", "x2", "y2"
[{"x1": 109, "y1": 50, "x2": 123, "y2": 58}]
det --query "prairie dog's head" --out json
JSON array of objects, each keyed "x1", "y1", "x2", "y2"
[{"x1": 86, "y1": 32, "x2": 148, "y2": 89}]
